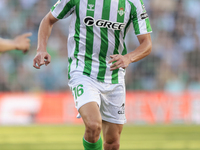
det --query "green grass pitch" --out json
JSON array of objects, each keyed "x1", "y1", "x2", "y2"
[{"x1": 0, "y1": 125, "x2": 200, "y2": 150}]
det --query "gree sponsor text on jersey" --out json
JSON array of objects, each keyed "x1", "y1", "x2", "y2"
[{"x1": 83, "y1": 17, "x2": 125, "y2": 30}]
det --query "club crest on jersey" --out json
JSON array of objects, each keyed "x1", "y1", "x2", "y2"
[
  {"x1": 118, "y1": 7, "x2": 125, "y2": 16},
  {"x1": 54, "y1": 0, "x2": 61, "y2": 7}
]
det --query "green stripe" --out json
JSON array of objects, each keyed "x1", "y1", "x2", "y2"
[
  {"x1": 57, "y1": 0, "x2": 75, "y2": 19},
  {"x1": 83, "y1": 0, "x2": 96, "y2": 76},
  {"x1": 145, "y1": 18, "x2": 152, "y2": 32},
  {"x1": 139, "y1": 0, "x2": 152, "y2": 33},
  {"x1": 128, "y1": 1, "x2": 140, "y2": 35},
  {"x1": 122, "y1": 17, "x2": 132, "y2": 55},
  {"x1": 132, "y1": 5, "x2": 140, "y2": 35},
  {"x1": 123, "y1": 18, "x2": 131, "y2": 38},
  {"x1": 51, "y1": 0, "x2": 61, "y2": 12},
  {"x1": 140, "y1": 0, "x2": 144, "y2": 5},
  {"x1": 51, "y1": 6, "x2": 56, "y2": 12},
  {"x1": 68, "y1": 57, "x2": 73, "y2": 79},
  {"x1": 111, "y1": 0, "x2": 126, "y2": 84},
  {"x1": 122, "y1": 43, "x2": 127, "y2": 55},
  {"x1": 97, "y1": 0, "x2": 111, "y2": 82},
  {"x1": 74, "y1": 1, "x2": 80, "y2": 68}
]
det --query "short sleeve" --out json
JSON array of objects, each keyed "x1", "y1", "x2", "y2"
[
  {"x1": 129, "y1": 0, "x2": 152, "y2": 35},
  {"x1": 51, "y1": 0, "x2": 76, "y2": 19}
]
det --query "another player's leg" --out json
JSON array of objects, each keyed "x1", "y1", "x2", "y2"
[
  {"x1": 102, "y1": 120, "x2": 123, "y2": 150},
  {"x1": 79, "y1": 102, "x2": 103, "y2": 150}
]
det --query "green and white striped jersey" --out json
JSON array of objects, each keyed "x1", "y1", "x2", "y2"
[{"x1": 51, "y1": 0, "x2": 152, "y2": 84}]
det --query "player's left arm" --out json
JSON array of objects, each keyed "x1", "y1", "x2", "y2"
[{"x1": 109, "y1": 33, "x2": 152, "y2": 71}]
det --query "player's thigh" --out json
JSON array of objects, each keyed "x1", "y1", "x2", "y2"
[
  {"x1": 68, "y1": 74, "x2": 102, "y2": 125},
  {"x1": 102, "y1": 120, "x2": 123, "y2": 143},
  {"x1": 79, "y1": 102, "x2": 102, "y2": 126}
]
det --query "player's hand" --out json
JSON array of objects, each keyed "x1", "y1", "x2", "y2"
[
  {"x1": 108, "y1": 54, "x2": 131, "y2": 71},
  {"x1": 33, "y1": 51, "x2": 51, "y2": 69},
  {"x1": 14, "y1": 32, "x2": 32, "y2": 53}
]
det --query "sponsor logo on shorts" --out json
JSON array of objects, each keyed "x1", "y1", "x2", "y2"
[{"x1": 118, "y1": 103, "x2": 125, "y2": 114}]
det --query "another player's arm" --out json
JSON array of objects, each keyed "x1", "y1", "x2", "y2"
[
  {"x1": 0, "y1": 33, "x2": 32, "y2": 53},
  {"x1": 33, "y1": 12, "x2": 58, "y2": 69},
  {"x1": 109, "y1": 33, "x2": 152, "y2": 71}
]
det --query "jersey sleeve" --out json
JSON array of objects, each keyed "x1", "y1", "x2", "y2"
[
  {"x1": 51, "y1": 0, "x2": 76, "y2": 19},
  {"x1": 129, "y1": 0, "x2": 152, "y2": 35}
]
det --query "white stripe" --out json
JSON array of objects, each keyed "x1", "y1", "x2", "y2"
[
  {"x1": 104, "y1": 0, "x2": 119, "y2": 83},
  {"x1": 68, "y1": 13, "x2": 77, "y2": 75},
  {"x1": 123, "y1": 1, "x2": 131, "y2": 37},
  {"x1": 90, "y1": 0, "x2": 104, "y2": 79},
  {"x1": 75, "y1": 0, "x2": 87, "y2": 73}
]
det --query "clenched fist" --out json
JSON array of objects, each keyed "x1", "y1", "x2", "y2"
[{"x1": 33, "y1": 51, "x2": 51, "y2": 69}]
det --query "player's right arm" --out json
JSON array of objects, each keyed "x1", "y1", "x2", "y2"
[{"x1": 33, "y1": 12, "x2": 58, "y2": 69}]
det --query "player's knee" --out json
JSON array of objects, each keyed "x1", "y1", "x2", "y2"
[
  {"x1": 85, "y1": 121, "x2": 102, "y2": 136},
  {"x1": 104, "y1": 141, "x2": 120, "y2": 150}
]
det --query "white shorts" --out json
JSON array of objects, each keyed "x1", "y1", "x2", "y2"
[{"x1": 68, "y1": 74, "x2": 126, "y2": 124}]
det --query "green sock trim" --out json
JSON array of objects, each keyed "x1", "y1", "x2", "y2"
[{"x1": 83, "y1": 136, "x2": 102, "y2": 150}]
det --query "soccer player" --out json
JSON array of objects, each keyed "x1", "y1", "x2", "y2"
[
  {"x1": 33, "y1": 0, "x2": 152, "y2": 149},
  {"x1": 0, "y1": 33, "x2": 32, "y2": 53}
]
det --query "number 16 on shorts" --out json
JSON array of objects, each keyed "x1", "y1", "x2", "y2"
[{"x1": 71, "y1": 84, "x2": 84, "y2": 100}]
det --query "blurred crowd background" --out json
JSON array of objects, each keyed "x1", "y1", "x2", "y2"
[{"x1": 0, "y1": 0, "x2": 200, "y2": 93}]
